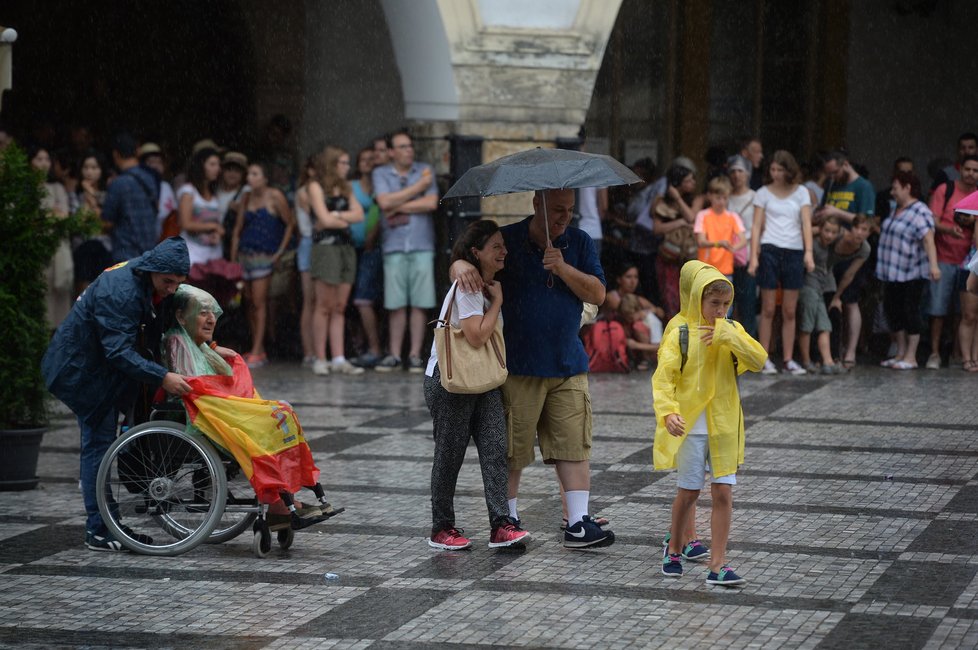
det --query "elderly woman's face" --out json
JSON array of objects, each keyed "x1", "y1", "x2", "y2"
[{"x1": 179, "y1": 304, "x2": 217, "y2": 344}]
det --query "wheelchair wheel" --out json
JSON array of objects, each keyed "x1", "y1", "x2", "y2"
[
  {"x1": 253, "y1": 524, "x2": 272, "y2": 558},
  {"x1": 205, "y1": 457, "x2": 258, "y2": 544},
  {"x1": 277, "y1": 527, "x2": 294, "y2": 550},
  {"x1": 96, "y1": 421, "x2": 226, "y2": 556}
]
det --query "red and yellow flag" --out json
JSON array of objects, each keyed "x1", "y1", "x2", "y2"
[{"x1": 183, "y1": 356, "x2": 320, "y2": 504}]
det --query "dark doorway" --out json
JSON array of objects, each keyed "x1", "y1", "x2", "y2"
[{"x1": 1, "y1": 0, "x2": 257, "y2": 165}]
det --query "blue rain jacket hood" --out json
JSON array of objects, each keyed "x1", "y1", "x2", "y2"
[{"x1": 41, "y1": 237, "x2": 191, "y2": 427}]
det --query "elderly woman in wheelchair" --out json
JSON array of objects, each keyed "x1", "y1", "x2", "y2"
[{"x1": 96, "y1": 284, "x2": 342, "y2": 557}]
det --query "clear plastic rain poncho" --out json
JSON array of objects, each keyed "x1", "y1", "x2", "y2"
[{"x1": 162, "y1": 285, "x2": 232, "y2": 377}]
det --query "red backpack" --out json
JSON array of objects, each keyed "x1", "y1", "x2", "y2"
[{"x1": 584, "y1": 319, "x2": 629, "y2": 373}]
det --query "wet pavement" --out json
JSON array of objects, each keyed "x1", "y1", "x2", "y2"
[{"x1": 2, "y1": 363, "x2": 977, "y2": 649}]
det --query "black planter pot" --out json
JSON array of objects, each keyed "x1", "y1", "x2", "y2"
[{"x1": 0, "y1": 426, "x2": 46, "y2": 491}]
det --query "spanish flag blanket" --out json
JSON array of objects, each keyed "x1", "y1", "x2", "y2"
[{"x1": 182, "y1": 356, "x2": 320, "y2": 504}]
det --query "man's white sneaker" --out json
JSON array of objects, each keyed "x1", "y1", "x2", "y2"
[
  {"x1": 312, "y1": 359, "x2": 330, "y2": 376},
  {"x1": 926, "y1": 353, "x2": 941, "y2": 370},
  {"x1": 761, "y1": 359, "x2": 778, "y2": 375}
]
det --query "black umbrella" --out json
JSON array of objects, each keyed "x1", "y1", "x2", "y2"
[{"x1": 443, "y1": 147, "x2": 641, "y2": 247}]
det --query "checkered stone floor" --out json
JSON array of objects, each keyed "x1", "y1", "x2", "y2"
[{"x1": 2, "y1": 365, "x2": 978, "y2": 648}]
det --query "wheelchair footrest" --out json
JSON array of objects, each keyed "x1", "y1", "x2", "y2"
[{"x1": 290, "y1": 507, "x2": 345, "y2": 530}]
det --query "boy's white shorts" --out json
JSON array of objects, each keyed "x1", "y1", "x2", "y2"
[{"x1": 675, "y1": 434, "x2": 736, "y2": 491}]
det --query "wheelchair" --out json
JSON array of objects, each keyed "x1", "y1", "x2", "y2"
[{"x1": 95, "y1": 376, "x2": 343, "y2": 557}]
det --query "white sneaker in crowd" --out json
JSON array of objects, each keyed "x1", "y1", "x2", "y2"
[
  {"x1": 312, "y1": 359, "x2": 331, "y2": 376},
  {"x1": 331, "y1": 360, "x2": 365, "y2": 375},
  {"x1": 783, "y1": 359, "x2": 807, "y2": 376},
  {"x1": 925, "y1": 353, "x2": 941, "y2": 370},
  {"x1": 761, "y1": 359, "x2": 778, "y2": 375}
]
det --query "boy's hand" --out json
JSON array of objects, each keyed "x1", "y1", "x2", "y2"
[
  {"x1": 665, "y1": 413, "x2": 686, "y2": 437},
  {"x1": 698, "y1": 325, "x2": 714, "y2": 346}
]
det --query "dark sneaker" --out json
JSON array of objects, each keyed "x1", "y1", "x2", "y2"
[
  {"x1": 563, "y1": 515, "x2": 615, "y2": 549},
  {"x1": 85, "y1": 531, "x2": 125, "y2": 552},
  {"x1": 681, "y1": 539, "x2": 710, "y2": 562},
  {"x1": 428, "y1": 527, "x2": 472, "y2": 550},
  {"x1": 488, "y1": 522, "x2": 530, "y2": 548},
  {"x1": 662, "y1": 552, "x2": 683, "y2": 577},
  {"x1": 119, "y1": 524, "x2": 154, "y2": 545},
  {"x1": 561, "y1": 514, "x2": 609, "y2": 531},
  {"x1": 407, "y1": 356, "x2": 425, "y2": 373},
  {"x1": 706, "y1": 566, "x2": 746, "y2": 586},
  {"x1": 374, "y1": 355, "x2": 401, "y2": 372},
  {"x1": 352, "y1": 352, "x2": 381, "y2": 369}
]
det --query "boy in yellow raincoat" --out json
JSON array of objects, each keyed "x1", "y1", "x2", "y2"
[{"x1": 652, "y1": 260, "x2": 767, "y2": 586}]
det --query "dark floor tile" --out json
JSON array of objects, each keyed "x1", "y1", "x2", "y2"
[
  {"x1": 863, "y1": 560, "x2": 978, "y2": 607},
  {"x1": 592, "y1": 468, "x2": 662, "y2": 496},
  {"x1": 306, "y1": 431, "x2": 387, "y2": 454},
  {"x1": 943, "y1": 485, "x2": 978, "y2": 513},
  {"x1": 742, "y1": 379, "x2": 827, "y2": 416},
  {"x1": 361, "y1": 410, "x2": 431, "y2": 429},
  {"x1": 0, "y1": 523, "x2": 84, "y2": 563},
  {"x1": 0, "y1": 627, "x2": 269, "y2": 649},
  {"x1": 816, "y1": 613, "x2": 938, "y2": 650},
  {"x1": 399, "y1": 544, "x2": 528, "y2": 580},
  {"x1": 290, "y1": 588, "x2": 450, "y2": 638},
  {"x1": 907, "y1": 519, "x2": 978, "y2": 555}
]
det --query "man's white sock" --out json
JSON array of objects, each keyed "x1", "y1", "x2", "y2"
[
  {"x1": 565, "y1": 490, "x2": 589, "y2": 526},
  {"x1": 507, "y1": 498, "x2": 519, "y2": 521}
]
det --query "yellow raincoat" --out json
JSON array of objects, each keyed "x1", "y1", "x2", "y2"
[{"x1": 651, "y1": 261, "x2": 767, "y2": 477}]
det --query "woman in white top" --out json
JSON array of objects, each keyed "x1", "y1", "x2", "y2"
[
  {"x1": 177, "y1": 147, "x2": 223, "y2": 267},
  {"x1": 748, "y1": 150, "x2": 815, "y2": 375},
  {"x1": 423, "y1": 219, "x2": 529, "y2": 551}
]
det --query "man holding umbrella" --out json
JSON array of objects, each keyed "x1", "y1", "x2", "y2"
[{"x1": 453, "y1": 186, "x2": 615, "y2": 548}]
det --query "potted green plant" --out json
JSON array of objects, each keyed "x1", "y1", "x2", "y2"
[{"x1": 0, "y1": 143, "x2": 97, "y2": 490}]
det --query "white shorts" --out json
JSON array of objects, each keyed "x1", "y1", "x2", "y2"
[{"x1": 675, "y1": 433, "x2": 737, "y2": 491}]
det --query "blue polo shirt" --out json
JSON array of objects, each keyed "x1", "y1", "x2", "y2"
[{"x1": 499, "y1": 217, "x2": 605, "y2": 378}]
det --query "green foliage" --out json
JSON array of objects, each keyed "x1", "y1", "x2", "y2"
[{"x1": 0, "y1": 144, "x2": 99, "y2": 428}]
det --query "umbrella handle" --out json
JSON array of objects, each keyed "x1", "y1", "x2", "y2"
[{"x1": 541, "y1": 191, "x2": 554, "y2": 288}]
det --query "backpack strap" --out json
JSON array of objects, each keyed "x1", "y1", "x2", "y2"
[
  {"x1": 679, "y1": 320, "x2": 739, "y2": 374},
  {"x1": 942, "y1": 179, "x2": 956, "y2": 215},
  {"x1": 678, "y1": 324, "x2": 689, "y2": 373}
]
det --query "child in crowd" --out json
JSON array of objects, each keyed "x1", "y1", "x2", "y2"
[
  {"x1": 618, "y1": 293, "x2": 663, "y2": 369},
  {"x1": 798, "y1": 216, "x2": 843, "y2": 373},
  {"x1": 694, "y1": 176, "x2": 747, "y2": 281},
  {"x1": 652, "y1": 261, "x2": 767, "y2": 586}
]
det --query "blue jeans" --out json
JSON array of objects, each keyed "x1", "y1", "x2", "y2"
[
  {"x1": 733, "y1": 265, "x2": 758, "y2": 339},
  {"x1": 79, "y1": 409, "x2": 119, "y2": 534}
]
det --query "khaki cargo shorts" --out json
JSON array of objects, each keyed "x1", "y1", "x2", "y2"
[{"x1": 501, "y1": 373, "x2": 592, "y2": 471}]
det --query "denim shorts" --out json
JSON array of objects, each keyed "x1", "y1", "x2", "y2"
[
  {"x1": 927, "y1": 262, "x2": 962, "y2": 316},
  {"x1": 353, "y1": 248, "x2": 383, "y2": 305},
  {"x1": 296, "y1": 236, "x2": 312, "y2": 273},
  {"x1": 833, "y1": 259, "x2": 869, "y2": 304},
  {"x1": 757, "y1": 244, "x2": 805, "y2": 291},
  {"x1": 675, "y1": 434, "x2": 736, "y2": 491}
]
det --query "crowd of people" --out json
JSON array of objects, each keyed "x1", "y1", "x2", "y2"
[
  {"x1": 598, "y1": 133, "x2": 978, "y2": 374},
  {"x1": 15, "y1": 117, "x2": 978, "y2": 376}
]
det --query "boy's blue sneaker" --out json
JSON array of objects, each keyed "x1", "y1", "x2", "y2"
[
  {"x1": 682, "y1": 539, "x2": 710, "y2": 562},
  {"x1": 706, "y1": 566, "x2": 746, "y2": 587},
  {"x1": 563, "y1": 516, "x2": 615, "y2": 549},
  {"x1": 662, "y1": 552, "x2": 683, "y2": 577}
]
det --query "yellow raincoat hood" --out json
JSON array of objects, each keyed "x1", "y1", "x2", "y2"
[{"x1": 651, "y1": 261, "x2": 767, "y2": 477}]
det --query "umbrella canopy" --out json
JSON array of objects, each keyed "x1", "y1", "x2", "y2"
[
  {"x1": 953, "y1": 189, "x2": 978, "y2": 216},
  {"x1": 442, "y1": 147, "x2": 641, "y2": 200}
]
